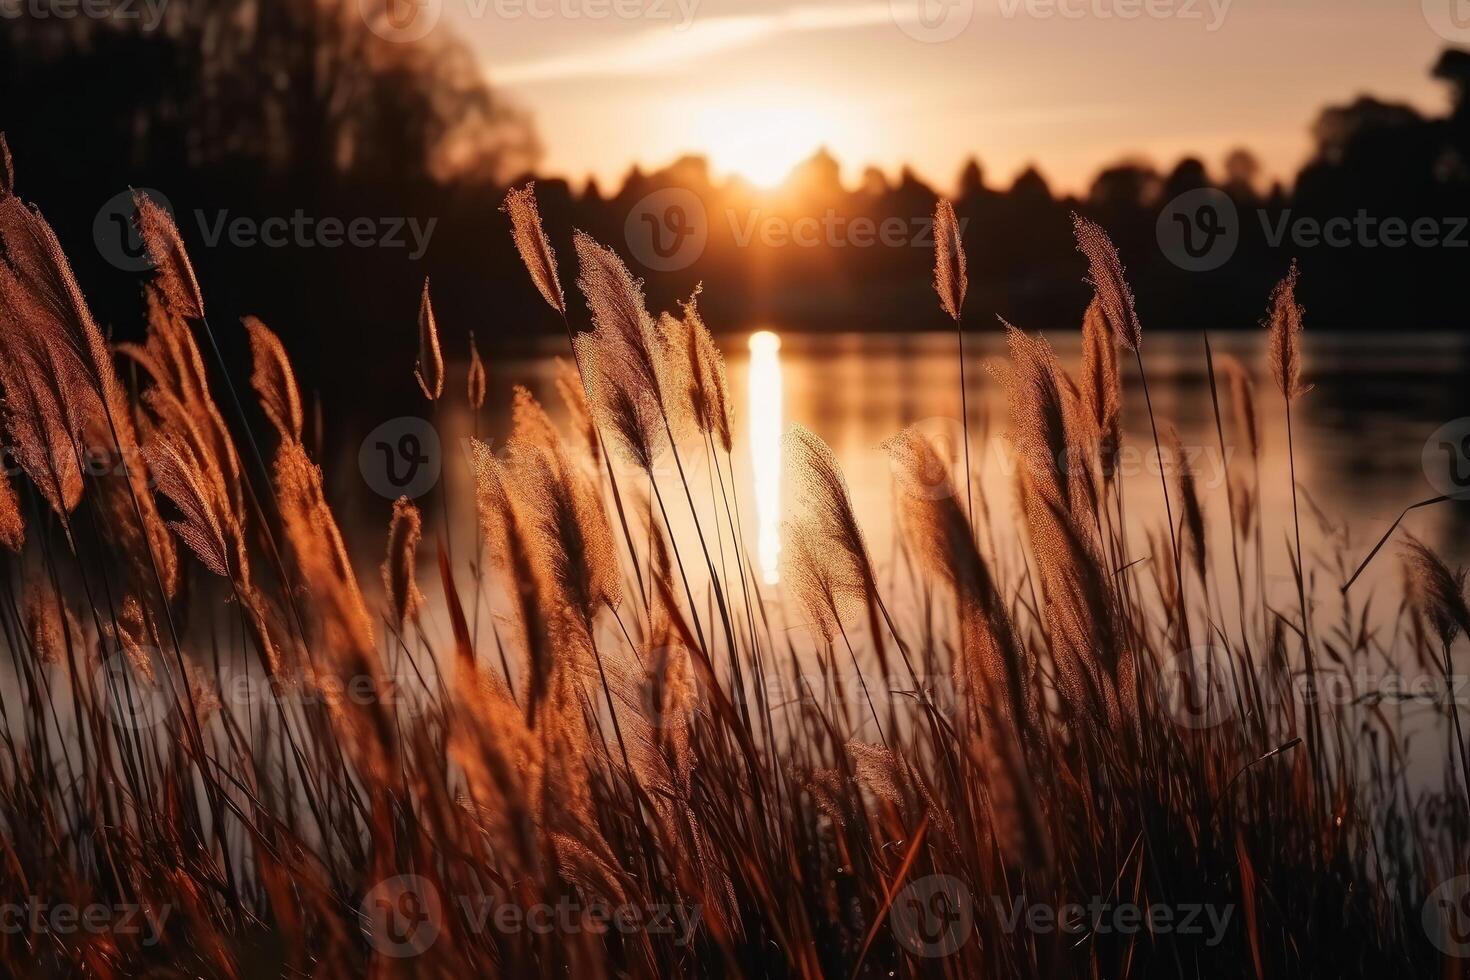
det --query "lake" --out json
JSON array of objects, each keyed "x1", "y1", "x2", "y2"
[
  {"x1": 443, "y1": 328, "x2": 1470, "y2": 592},
  {"x1": 345, "y1": 329, "x2": 1470, "y2": 782}
]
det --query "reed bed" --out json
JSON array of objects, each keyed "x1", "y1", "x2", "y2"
[{"x1": 0, "y1": 142, "x2": 1463, "y2": 978}]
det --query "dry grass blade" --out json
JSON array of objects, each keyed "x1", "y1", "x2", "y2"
[
  {"x1": 415, "y1": 277, "x2": 444, "y2": 401},
  {"x1": 1168, "y1": 423, "x2": 1208, "y2": 583},
  {"x1": 1220, "y1": 354, "x2": 1260, "y2": 460},
  {"x1": 467, "y1": 330, "x2": 486, "y2": 411},
  {"x1": 0, "y1": 133, "x2": 12, "y2": 197}
]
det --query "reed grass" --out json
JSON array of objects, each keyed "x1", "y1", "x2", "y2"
[{"x1": 0, "y1": 149, "x2": 1461, "y2": 979}]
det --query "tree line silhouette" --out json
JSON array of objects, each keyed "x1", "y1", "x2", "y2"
[{"x1": 2, "y1": 4, "x2": 1468, "y2": 411}]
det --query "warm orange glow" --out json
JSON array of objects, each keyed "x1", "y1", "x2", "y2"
[
  {"x1": 693, "y1": 100, "x2": 837, "y2": 188},
  {"x1": 748, "y1": 330, "x2": 783, "y2": 584}
]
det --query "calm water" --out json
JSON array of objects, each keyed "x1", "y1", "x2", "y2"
[
  {"x1": 448, "y1": 329, "x2": 1470, "y2": 594},
  {"x1": 415, "y1": 329, "x2": 1467, "y2": 781},
  {"x1": 323, "y1": 330, "x2": 1470, "y2": 779}
]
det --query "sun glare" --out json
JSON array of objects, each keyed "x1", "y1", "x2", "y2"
[
  {"x1": 748, "y1": 330, "x2": 783, "y2": 585},
  {"x1": 693, "y1": 101, "x2": 832, "y2": 188}
]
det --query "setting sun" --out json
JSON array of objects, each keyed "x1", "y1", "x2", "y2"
[{"x1": 692, "y1": 99, "x2": 842, "y2": 188}]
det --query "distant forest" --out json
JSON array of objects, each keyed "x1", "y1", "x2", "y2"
[{"x1": 3, "y1": 2, "x2": 1470, "y2": 411}]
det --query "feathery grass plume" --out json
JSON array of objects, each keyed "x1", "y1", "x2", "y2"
[
  {"x1": 275, "y1": 439, "x2": 394, "y2": 772},
  {"x1": 1267, "y1": 262, "x2": 1316, "y2": 753},
  {"x1": 999, "y1": 327, "x2": 1126, "y2": 723},
  {"x1": 149, "y1": 414, "x2": 280, "y2": 675},
  {"x1": 467, "y1": 330, "x2": 486, "y2": 411},
  {"x1": 468, "y1": 437, "x2": 553, "y2": 715},
  {"x1": 107, "y1": 594, "x2": 158, "y2": 680},
  {"x1": 24, "y1": 581, "x2": 71, "y2": 665},
  {"x1": 1072, "y1": 213, "x2": 1141, "y2": 351},
  {"x1": 0, "y1": 468, "x2": 21, "y2": 552},
  {"x1": 275, "y1": 440, "x2": 372, "y2": 652},
  {"x1": 510, "y1": 382, "x2": 561, "y2": 451},
  {"x1": 132, "y1": 190, "x2": 204, "y2": 321},
  {"x1": 575, "y1": 338, "x2": 667, "y2": 471},
  {"x1": 125, "y1": 287, "x2": 243, "y2": 510},
  {"x1": 0, "y1": 192, "x2": 177, "y2": 594},
  {"x1": 932, "y1": 199, "x2": 967, "y2": 321},
  {"x1": 244, "y1": 315, "x2": 303, "y2": 443},
  {"x1": 783, "y1": 422, "x2": 906, "y2": 695},
  {"x1": 661, "y1": 289, "x2": 732, "y2": 452},
  {"x1": 572, "y1": 231, "x2": 667, "y2": 411},
  {"x1": 0, "y1": 331, "x2": 82, "y2": 521},
  {"x1": 1400, "y1": 533, "x2": 1470, "y2": 806},
  {"x1": 570, "y1": 233, "x2": 670, "y2": 469},
  {"x1": 145, "y1": 435, "x2": 232, "y2": 578},
  {"x1": 783, "y1": 423, "x2": 880, "y2": 605},
  {"x1": 504, "y1": 387, "x2": 622, "y2": 625},
  {"x1": 847, "y1": 739, "x2": 958, "y2": 847},
  {"x1": 1265, "y1": 261, "x2": 1310, "y2": 401},
  {"x1": 450, "y1": 700, "x2": 543, "y2": 873},
  {"x1": 382, "y1": 496, "x2": 424, "y2": 631},
  {"x1": 1401, "y1": 533, "x2": 1470, "y2": 648},
  {"x1": 502, "y1": 182, "x2": 565, "y2": 314},
  {"x1": 934, "y1": 198, "x2": 976, "y2": 529},
  {"x1": 1167, "y1": 424, "x2": 1208, "y2": 583},
  {"x1": 1080, "y1": 296, "x2": 1121, "y2": 480},
  {"x1": 1220, "y1": 354, "x2": 1260, "y2": 460},
  {"x1": 415, "y1": 278, "x2": 444, "y2": 401},
  {"x1": 554, "y1": 355, "x2": 600, "y2": 465},
  {"x1": 992, "y1": 325, "x2": 1086, "y2": 516},
  {"x1": 847, "y1": 739, "x2": 910, "y2": 809},
  {"x1": 781, "y1": 519, "x2": 853, "y2": 642},
  {"x1": 880, "y1": 423, "x2": 1037, "y2": 734}
]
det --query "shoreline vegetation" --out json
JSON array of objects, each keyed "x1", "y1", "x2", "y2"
[{"x1": 0, "y1": 137, "x2": 1466, "y2": 978}]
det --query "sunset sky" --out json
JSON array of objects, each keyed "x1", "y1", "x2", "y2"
[{"x1": 445, "y1": 0, "x2": 1455, "y2": 194}]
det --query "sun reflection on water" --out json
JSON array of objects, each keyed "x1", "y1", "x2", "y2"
[{"x1": 747, "y1": 330, "x2": 783, "y2": 585}]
